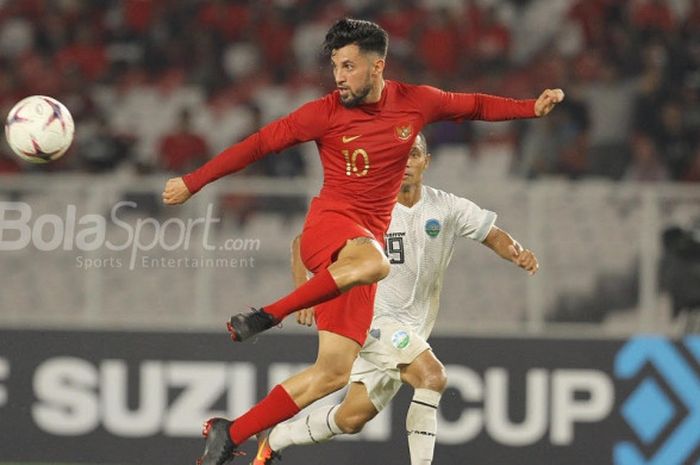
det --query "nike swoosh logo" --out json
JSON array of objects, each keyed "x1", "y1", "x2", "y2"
[{"x1": 342, "y1": 135, "x2": 361, "y2": 143}]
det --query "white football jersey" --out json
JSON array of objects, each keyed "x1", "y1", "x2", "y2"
[{"x1": 373, "y1": 185, "x2": 497, "y2": 338}]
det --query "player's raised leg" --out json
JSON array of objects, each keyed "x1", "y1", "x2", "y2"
[
  {"x1": 228, "y1": 235, "x2": 389, "y2": 341},
  {"x1": 197, "y1": 330, "x2": 361, "y2": 465},
  {"x1": 254, "y1": 382, "x2": 379, "y2": 464}
]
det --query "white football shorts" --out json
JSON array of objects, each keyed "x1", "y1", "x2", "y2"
[{"x1": 349, "y1": 320, "x2": 431, "y2": 412}]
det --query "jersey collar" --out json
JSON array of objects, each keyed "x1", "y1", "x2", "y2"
[{"x1": 395, "y1": 185, "x2": 426, "y2": 212}]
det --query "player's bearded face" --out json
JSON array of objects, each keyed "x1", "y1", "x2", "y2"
[
  {"x1": 332, "y1": 45, "x2": 377, "y2": 108},
  {"x1": 339, "y1": 73, "x2": 372, "y2": 108}
]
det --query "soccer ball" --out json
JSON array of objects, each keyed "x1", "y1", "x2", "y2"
[{"x1": 4, "y1": 95, "x2": 75, "y2": 163}]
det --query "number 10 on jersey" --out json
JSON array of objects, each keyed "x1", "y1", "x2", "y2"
[{"x1": 342, "y1": 149, "x2": 370, "y2": 177}]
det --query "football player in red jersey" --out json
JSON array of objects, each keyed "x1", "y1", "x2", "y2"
[{"x1": 162, "y1": 18, "x2": 564, "y2": 465}]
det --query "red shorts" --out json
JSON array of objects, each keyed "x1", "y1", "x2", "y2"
[{"x1": 299, "y1": 197, "x2": 384, "y2": 346}]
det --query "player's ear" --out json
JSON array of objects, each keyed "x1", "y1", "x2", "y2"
[
  {"x1": 424, "y1": 153, "x2": 431, "y2": 169},
  {"x1": 372, "y1": 57, "x2": 385, "y2": 76}
]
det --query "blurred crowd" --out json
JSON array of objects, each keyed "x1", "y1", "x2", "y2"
[{"x1": 0, "y1": 0, "x2": 699, "y2": 183}]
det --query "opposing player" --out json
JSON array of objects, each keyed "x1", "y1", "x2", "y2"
[
  {"x1": 161, "y1": 18, "x2": 561, "y2": 465},
  {"x1": 250, "y1": 133, "x2": 538, "y2": 464}
]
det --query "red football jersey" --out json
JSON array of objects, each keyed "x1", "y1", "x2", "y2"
[{"x1": 183, "y1": 80, "x2": 536, "y2": 233}]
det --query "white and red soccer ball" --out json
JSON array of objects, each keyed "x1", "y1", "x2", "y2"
[{"x1": 4, "y1": 95, "x2": 75, "y2": 163}]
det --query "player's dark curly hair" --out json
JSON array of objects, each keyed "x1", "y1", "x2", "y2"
[{"x1": 323, "y1": 18, "x2": 388, "y2": 58}]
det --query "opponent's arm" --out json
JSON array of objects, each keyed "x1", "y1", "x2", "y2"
[
  {"x1": 291, "y1": 234, "x2": 315, "y2": 326},
  {"x1": 482, "y1": 226, "x2": 539, "y2": 276}
]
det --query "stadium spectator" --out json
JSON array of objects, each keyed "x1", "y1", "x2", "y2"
[
  {"x1": 158, "y1": 109, "x2": 209, "y2": 173},
  {"x1": 468, "y1": 5, "x2": 511, "y2": 70},
  {"x1": 624, "y1": 134, "x2": 670, "y2": 182},
  {"x1": 417, "y1": 9, "x2": 460, "y2": 76},
  {"x1": 580, "y1": 59, "x2": 636, "y2": 179},
  {"x1": 681, "y1": 146, "x2": 700, "y2": 182},
  {"x1": 629, "y1": 0, "x2": 676, "y2": 34},
  {"x1": 54, "y1": 24, "x2": 107, "y2": 81},
  {"x1": 76, "y1": 115, "x2": 132, "y2": 173},
  {"x1": 655, "y1": 101, "x2": 695, "y2": 179}
]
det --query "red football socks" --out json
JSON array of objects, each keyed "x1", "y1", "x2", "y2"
[
  {"x1": 263, "y1": 268, "x2": 341, "y2": 321},
  {"x1": 229, "y1": 384, "x2": 300, "y2": 445}
]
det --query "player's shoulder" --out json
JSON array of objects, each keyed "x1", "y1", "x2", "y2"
[
  {"x1": 389, "y1": 80, "x2": 437, "y2": 98},
  {"x1": 422, "y1": 184, "x2": 455, "y2": 204},
  {"x1": 422, "y1": 185, "x2": 472, "y2": 217},
  {"x1": 419, "y1": 185, "x2": 457, "y2": 217},
  {"x1": 292, "y1": 92, "x2": 338, "y2": 124},
  {"x1": 304, "y1": 92, "x2": 337, "y2": 111}
]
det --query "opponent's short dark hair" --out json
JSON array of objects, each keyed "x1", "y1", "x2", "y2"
[
  {"x1": 415, "y1": 132, "x2": 428, "y2": 155},
  {"x1": 323, "y1": 18, "x2": 388, "y2": 58}
]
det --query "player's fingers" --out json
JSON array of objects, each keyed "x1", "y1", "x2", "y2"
[
  {"x1": 536, "y1": 89, "x2": 565, "y2": 116},
  {"x1": 550, "y1": 88, "x2": 565, "y2": 102},
  {"x1": 302, "y1": 308, "x2": 314, "y2": 326},
  {"x1": 544, "y1": 88, "x2": 564, "y2": 102},
  {"x1": 295, "y1": 309, "x2": 309, "y2": 326},
  {"x1": 523, "y1": 258, "x2": 537, "y2": 272},
  {"x1": 521, "y1": 253, "x2": 539, "y2": 275},
  {"x1": 542, "y1": 97, "x2": 556, "y2": 111},
  {"x1": 518, "y1": 259, "x2": 530, "y2": 270},
  {"x1": 529, "y1": 262, "x2": 540, "y2": 276},
  {"x1": 163, "y1": 194, "x2": 179, "y2": 205},
  {"x1": 508, "y1": 244, "x2": 519, "y2": 258},
  {"x1": 162, "y1": 180, "x2": 175, "y2": 204},
  {"x1": 522, "y1": 251, "x2": 536, "y2": 264},
  {"x1": 518, "y1": 251, "x2": 536, "y2": 269}
]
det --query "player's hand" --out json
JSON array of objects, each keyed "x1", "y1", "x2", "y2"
[
  {"x1": 162, "y1": 177, "x2": 192, "y2": 205},
  {"x1": 295, "y1": 308, "x2": 315, "y2": 327},
  {"x1": 508, "y1": 244, "x2": 539, "y2": 276},
  {"x1": 534, "y1": 88, "x2": 565, "y2": 117}
]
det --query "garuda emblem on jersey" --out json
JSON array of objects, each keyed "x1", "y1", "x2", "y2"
[{"x1": 394, "y1": 123, "x2": 413, "y2": 142}]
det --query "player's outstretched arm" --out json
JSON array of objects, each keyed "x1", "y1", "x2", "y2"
[
  {"x1": 417, "y1": 85, "x2": 565, "y2": 123},
  {"x1": 162, "y1": 177, "x2": 192, "y2": 205},
  {"x1": 482, "y1": 226, "x2": 539, "y2": 276},
  {"x1": 291, "y1": 234, "x2": 315, "y2": 326},
  {"x1": 534, "y1": 89, "x2": 565, "y2": 117},
  {"x1": 162, "y1": 98, "x2": 329, "y2": 205}
]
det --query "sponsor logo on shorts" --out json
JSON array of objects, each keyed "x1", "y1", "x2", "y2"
[
  {"x1": 425, "y1": 219, "x2": 441, "y2": 238},
  {"x1": 391, "y1": 330, "x2": 410, "y2": 349}
]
